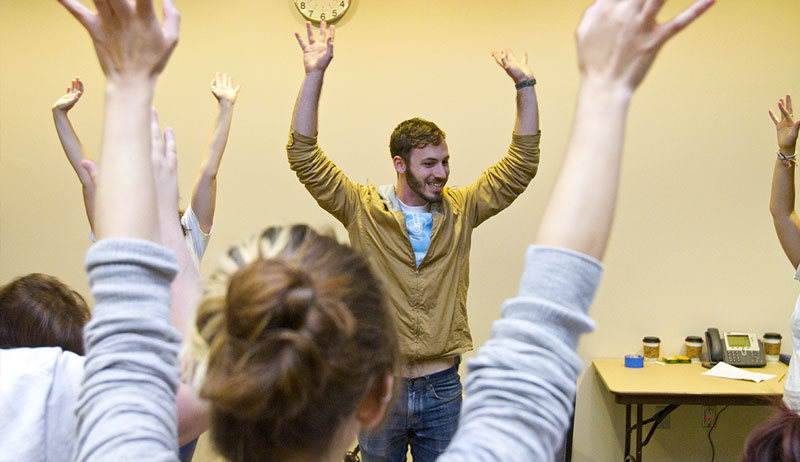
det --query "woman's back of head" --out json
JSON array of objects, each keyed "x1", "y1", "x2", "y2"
[
  {"x1": 187, "y1": 225, "x2": 399, "y2": 461},
  {"x1": 743, "y1": 400, "x2": 800, "y2": 462},
  {"x1": 0, "y1": 273, "x2": 90, "y2": 355}
]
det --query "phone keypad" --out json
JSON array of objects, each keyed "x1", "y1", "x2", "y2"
[{"x1": 725, "y1": 350, "x2": 762, "y2": 366}]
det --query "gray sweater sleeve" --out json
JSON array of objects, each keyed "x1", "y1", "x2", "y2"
[
  {"x1": 74, "y1": 239, "x2": 181, "y2": 462},
  {"x1": 437, "y1": 245, "x2": 601, "y2": 462}
]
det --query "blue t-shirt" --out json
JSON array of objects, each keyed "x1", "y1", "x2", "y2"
[{"x1": 399, "y1": 201, "x2": 432, "y2": 267}]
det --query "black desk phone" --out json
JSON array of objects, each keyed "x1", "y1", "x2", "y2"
[{"x1": 705, "y1": 328, "x2": 766, "y2": 368}]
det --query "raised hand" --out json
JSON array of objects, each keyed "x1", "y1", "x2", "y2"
[
  {"x1": 57, "y1": 0, "x2": 180, "y2": 82},
  {"x1": 491, "y1": 49, "x2": 533, "y2": 84},
  {"x1": 150, "y1": 108, "x2": 179, "y2": 211},
  {"x1": 576, "y1": 0, "x2": 714, "y2": 92},
  {"x1": 210, "y1": 72, "x2": 240, "y2": 106},
  {"x1": 769, "y1": 95, "x2": 800, "y2": 156},
  {"x1": 295, "y1": 21, "x2": 335, "y2": 75},
  {"x1": 52, "y1": 77, "x2": 84, "y2": 112}
]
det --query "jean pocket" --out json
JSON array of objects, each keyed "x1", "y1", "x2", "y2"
[{"x1": 429, "y1": 377, "x2": 462, "y2": 402}]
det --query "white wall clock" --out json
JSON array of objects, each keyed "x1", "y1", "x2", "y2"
[{"x1": 294, "y1": 0, "x2": 350, "y2": 23}]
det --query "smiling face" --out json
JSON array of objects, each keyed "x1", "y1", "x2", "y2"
[{"x1": 394, "y1": 141, "x2": 450, "y2": 206}]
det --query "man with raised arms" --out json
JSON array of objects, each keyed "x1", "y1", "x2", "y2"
[{"x1": 286, "y1": 22, "x2": 540, "y2": 462}]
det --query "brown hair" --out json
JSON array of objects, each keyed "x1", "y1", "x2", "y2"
[
  {"x1": 186, "y1": 225, "x2": 399, "y2": 462},
  {"x1": 742, "y1": 399, "x2": 800, "y2": 461},
  {"x1": 0, "y1": 273, "x2": 91, "y2": 355},
  {"x1": 389, "y1": 117, "x2": 446, "y2": 165}
]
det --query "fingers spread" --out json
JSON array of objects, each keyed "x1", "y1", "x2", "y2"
[
  {"x1": 58, "y1": 0, "x2": 96, "y2": 30},
  {"x1": 306, "y1": 21, "x2": 315, "y2": 44},
  {"x1": 779, "y1": 102, "x2": 793, "y2": 122},
  {"x1": 659, "y1": 0, "x2": 715, "y2": 43},
  {"x1": 641, "y1": 0, "x2": 666, "y2": 20},
  {"x1": 161, "y1": 0, "x2": 181, "y2": 44},
  {"x1": 295, "y1": 32, "x2": 307, "y2": 50},
  {"x1": 135, "y1": 0, "x2": 156, "y2": 20},
  {"x1": 107, "y1": 0, "x2": 134, "y2": 20},
  {"x1": 92, "y1": 0, "x2": 114, "y2": 22}
]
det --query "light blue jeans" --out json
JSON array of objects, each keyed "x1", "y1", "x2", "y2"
[{"x1": 358, "y1": 363, "x2": 462, "y2": 462}]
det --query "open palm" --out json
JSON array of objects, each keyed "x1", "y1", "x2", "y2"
[
  {"x1": 52, "y1": 77, "x2": 84, "y2": 111},
  {"x1": 210, "y1": 72, "x2": 240, "y2": 104},
  {"x1": 769, "y1": 95, "x2": 800, "y2": 151},
  {"x1": 295, "y1": 21, "x2": 334, "y2": 74}
]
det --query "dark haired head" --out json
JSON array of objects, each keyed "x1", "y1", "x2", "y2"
[
  {"x1": 742, "y1": 399, "x2": 800, "y2": 462},
  {"x1": 0, "y1": 273, "x2": 90, "y2": 355},
  {"x1": 186, "y1": 225, "x2": 399, "y2": 461},
  {"x1": 389, "y1": 118, "x2": 446, "y2": 165}
]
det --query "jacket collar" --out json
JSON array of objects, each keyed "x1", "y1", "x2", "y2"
[{"x1": 378, "y1": 184, "x2": 442, "y2": 215}]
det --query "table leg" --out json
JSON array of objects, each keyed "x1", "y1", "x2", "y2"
[
  {"x1": 636, "y1": 404, "x2": 643, "y2": 462},
  {"x1": 625, "y1": 404, "x2": 631, "y2": 459}
]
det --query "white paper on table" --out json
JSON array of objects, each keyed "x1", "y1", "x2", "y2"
[{"x1": 700, "y1": 362, "x2": 776, "y2": 383}]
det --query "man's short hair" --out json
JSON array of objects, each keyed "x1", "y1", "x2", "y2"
[{"x1": 389, "y1": 118, "x2": 446, "y2": 165}]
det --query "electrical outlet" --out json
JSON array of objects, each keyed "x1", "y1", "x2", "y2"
[{"x1": 702, "y1": 405, "x2": 716, "y2": 427}]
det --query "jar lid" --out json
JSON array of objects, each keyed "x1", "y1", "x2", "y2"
[
  {"x1": 642, "y1": 336, "x2": 661, "y2": 343},
  {"x1": 764, "y1": 332, "x2": 782, "y2": 339},
  {"x1": 685, "y1": 336, "x2": 703, "y2": 343}
]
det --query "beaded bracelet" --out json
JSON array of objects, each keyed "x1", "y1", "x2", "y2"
[{"x1": 515, "y1": 78, "x2": 537, "y2": 90}]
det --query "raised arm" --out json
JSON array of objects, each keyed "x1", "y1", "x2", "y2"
[
  {"x1": 439, "y1": 1, "x2": 714, "y2": 460},
  {"x1": 291, "y1": 21, "x2": 334, "y2": 137},
  {"x1": 768, "y1": 95, "x2": 800, "y2": 268},
  {"x1": 535, "y1": 0, "x2": 715, "y2": 260},
  {"x1": 491, "y1": 49, "x2": 539, "y2": 135},
  {"x1": 461, "y1": 50, "x2": 541, "y2": 226},
  {"x1": 59, "y1": 0, "x2": 179, "y2": 241},
  {"x1": 286, "y1": 21, "x2": 361, "y2": 225},
  {"x1": 190, "y1": 72, "x2": 239, "y2": 234},
  {"x1": 58, "y1": 0, "x2": 182, "y2": 460},
  {"x1": 150, "y1": 109, "x2": 203, "y2": 336},
  {"x1": 52, "y1": 77, "x2": 99, "y2": 230},
  {"x1": 150, "y1": 108, "x2": 209, "y2": 445}
]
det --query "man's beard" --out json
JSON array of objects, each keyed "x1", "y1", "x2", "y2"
[{"x1": 406, "y1": 168, "x2": 443, "y2": 204}]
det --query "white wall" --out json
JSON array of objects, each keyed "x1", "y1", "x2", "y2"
[{"x1": 2, "y1": 1, "x2": 799, "y2": 460}]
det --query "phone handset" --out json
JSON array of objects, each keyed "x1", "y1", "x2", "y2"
[{"x1": 705, "y1": 327, "x2": 724, "y2": 365}]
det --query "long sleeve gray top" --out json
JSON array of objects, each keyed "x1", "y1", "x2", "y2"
[{"x1": 75, "y1": 241, "x2": 601, "y2": 462}]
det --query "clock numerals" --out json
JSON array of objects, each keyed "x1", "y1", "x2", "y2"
[{"x1": 295, "y1": 0, "x2": 350, "y2": 23}]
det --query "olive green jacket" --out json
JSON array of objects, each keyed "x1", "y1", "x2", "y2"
[{"x1": 287, "y1": 130, "x2": 541, "y2": 360}]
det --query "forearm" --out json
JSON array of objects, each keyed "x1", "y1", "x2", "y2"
[
  {"x1": 79, "y1": 239, "x2": 180, "y2": 462},
  {"x1": 438, "y1": 247, "x2": 599, "y2": 461},
  {"x1": 52, "y1": 110, "x2": 94, "y2": 186},
  {"x1": 770, "y1": 157, "x2": 796, "y2": 218},
  {"x1": 94, "y1": 79, "x2": 159, "y2": 241},
  {"x1": 82, "y1": 185, "x2": 97, "y2": 232},
  {"x1": 535, "y1": 78, "x2": 631, "y2": 260},
  {"x1": 199, "y1": 103, "x2": 234, "y2": 177},
  {"x1": 177, "y1": 384, "x2": 210, "y2": 446},
  {"x1": 291, "y1": 72, "x2": 324, "y2": 137},
  {"x1": 513, "y1": 86, "x2": 539, "y2": 135},
  {"x1": 769, "y1": 158, "x2": 800, "y2": 268},
  {"x1": 159, "y1": 202, "x2": 202, "y2": 335},
  {"x1": 191, "y1": 103, "x2": 233, "y2": 232}
]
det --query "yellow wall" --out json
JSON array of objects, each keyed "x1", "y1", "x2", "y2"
[{"x1": 2, "y1": 1, "x2": 800, "y2": 460}]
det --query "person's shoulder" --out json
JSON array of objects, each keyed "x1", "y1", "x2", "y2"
[
  {"x1": 0, "y1": 347, "x2": 84, "y2": 390},
  {"x1": 1, "y1": 347, "x2": 84, "y2": 369}
]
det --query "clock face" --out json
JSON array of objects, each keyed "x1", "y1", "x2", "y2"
[{"x1": 294, "y1": 0, "x2": 350, "y2": 23}]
